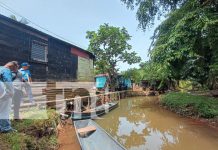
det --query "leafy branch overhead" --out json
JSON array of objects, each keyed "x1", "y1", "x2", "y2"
[{"x1": 121, "y1": 0, "x2": 188, "y2": 29}]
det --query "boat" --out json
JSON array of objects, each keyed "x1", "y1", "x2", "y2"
[
  {"x1": 74, "y1": 119, "x2": 126, "y2": 150},
  {"x1": 71, "y1": 101, "x2": 119, "y2": 120}
]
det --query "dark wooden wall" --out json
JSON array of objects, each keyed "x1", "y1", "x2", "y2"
[
  {"x1": 0, "y1": 18, "x2": 47, "y2": 81},
  {"x1": 47, "y1": 38, "x2": 77, "y2": 81},
  {"x1": 0, "y1": 14, "x2": 91, "y2": 82}
]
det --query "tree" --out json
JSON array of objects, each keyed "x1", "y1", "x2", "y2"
[
  {"x1": 122, "y1": 0, "x2": 218, "y2": 89},
  {"x1": 121, "y1": 0, "x2": 188, "y2": 30},
  {"x1": 149, "y1": 0, "x2": 218, "y2": 88},
  {"x1": 122, "y1": 68, "x2": 144, "y2": 84},
  {"x1": 122, "y1": 61, "x2": 172, "y2": 90},
  {"x1": 140, "y1": 61, "x2": 169, "y2": 81},
  {"x1": 121, "y1": 0, "x2": 217, "y2": 30},
  {"x1": 86, "y1": 24, "x2": 141, "y2": 90}
]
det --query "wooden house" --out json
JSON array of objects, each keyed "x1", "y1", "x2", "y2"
[{"x1": 0, "y1": 14, "x2": 95, "y2": 82}]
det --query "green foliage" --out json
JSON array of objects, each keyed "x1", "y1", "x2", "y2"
[
  {"x1": 0, "y1": 110, "x2": 58, "y2": 150},
  {"x1": 179, "y1": 80, "x2": 193, "y2": 91},
  {"x1": 122, "y1": 61, "x2": 172, "y2": 90},
  {"x1": 86, "y1": 24, "x2": 141, "y2": 89},
  {"x1": 123, "y1": 0, "x2": 218, "y2": 89},
  {"x1": 121, "y1": 0, "x2": 188, "y2": 29},
  {"x1": 161, "y1": 92, "x2": 218, "y2": 118},
  {"x1": 121, "y1": 68, "x2": 144, "y2": 83},
  {"x1": 149, "y1": 0, "x2": 218, "y2": 88},
  {"x1": 140, "y1": 61, "x2": 169, "y2": 81},
  {"x1": 140, "y1": 61, "x2": 173, "y2": 90}
]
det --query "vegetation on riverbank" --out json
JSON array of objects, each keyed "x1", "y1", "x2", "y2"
[
  {"x1": 161, "y1": 92, "x2": 218, "y2": 119},
  {"x1": 0, "y1": 110, "x2": 59, "y2": 150},
  {"x1": 121, "y1": 0, "x2": 218, "y2": 91}
]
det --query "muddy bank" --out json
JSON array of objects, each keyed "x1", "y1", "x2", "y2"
[
  {"x1": 164, "y1": 107, "x2": 218, "y2": 130},
  {"x1": 0, "y1": 110, "x2": 81, "y2": 150},
  {"x1": 161, "y1": 104, "x2": 218, "y2": 130},
  {"x1": 57, "y1": 119, "x2": 80, "y2": 150},
  {"x1": 160, "y1": 92, "x2": 218, "y2": 130},
  {"x1": 127, "y1": 90, "x2": 159, "y2": 97}
]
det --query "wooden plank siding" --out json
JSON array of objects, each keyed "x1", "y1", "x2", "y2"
[
  {"x1": 0, "y1": 19, "x2": 48, "y2": 81},
  {"x1": 47, "y1": 38, "x2": 77, "y2": 81},
  {"x1": 0, "y1": 14, "x2": 94, "y2": 82}
]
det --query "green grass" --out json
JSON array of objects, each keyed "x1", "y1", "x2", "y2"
[
  {"x1": 0, "y1": 109, "x2": 59, "y2": 150},
  {"x1": 161, "y1": 92, "x2": 218, "y2": 118}
]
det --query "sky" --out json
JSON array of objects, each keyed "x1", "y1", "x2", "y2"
[{"x1": 0, "y1": 0, "x2": 161, "y2": 71}]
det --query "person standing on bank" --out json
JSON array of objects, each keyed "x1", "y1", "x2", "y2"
[
  {"x1": 12, "y1": 68, "x2": 24, "y2": 120},
  {"x1": 19, "y1": 62, "x2": 34, "y2": 104},
  {"x1": 0, "y1": 61, "x2": 19, "y2": 133}
]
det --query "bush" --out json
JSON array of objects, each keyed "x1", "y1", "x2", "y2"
[{"x1": 161, "y1": 92, "x2": 218, "y2": 118}]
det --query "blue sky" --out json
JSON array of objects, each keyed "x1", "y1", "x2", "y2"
[{"x1": 0, "y1": 0, "x2": 161, "y2": 71}]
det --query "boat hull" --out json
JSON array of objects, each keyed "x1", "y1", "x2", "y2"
[
  {"x1": 71, "y1": 102, "x2": 118, "y2": 120},
  {"x1": 74, "y1": 119, "x2": 126, "y2": 150}
]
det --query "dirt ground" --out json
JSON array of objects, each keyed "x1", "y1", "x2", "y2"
[{"x1": 57, "y1": 119, "x2": 80, "y2": 150}]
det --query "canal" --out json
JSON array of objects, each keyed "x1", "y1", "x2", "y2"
[{"x1": 95, "y1": 96, "x2": 218, "y2": 150}]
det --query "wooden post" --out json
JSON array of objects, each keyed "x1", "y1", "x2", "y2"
[{"x1": 46, "y1": 81, "x2": 56, "y2": 108}]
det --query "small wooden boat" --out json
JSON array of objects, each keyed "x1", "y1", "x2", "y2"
[
  {"x1": 74, "y1": 119, "x2": 126, "y2": 150},
  {"x1": 71, "y1": 101, "x2": 119, "y2": 120}
]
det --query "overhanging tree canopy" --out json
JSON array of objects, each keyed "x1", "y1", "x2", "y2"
[
  {"x1": 121, "y1": 0, "x2": 188, "y2": 29},
  {"x1": 121, "y1": 0, "x2": 218, "y2": 89}
]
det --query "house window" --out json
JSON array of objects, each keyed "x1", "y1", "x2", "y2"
[{"x1": 31, "y1": 41, "x2": 48, "y2": 62}]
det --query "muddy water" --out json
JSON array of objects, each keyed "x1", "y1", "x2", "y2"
[{"x1": 95, "y1": 97, "x2": 218, "y2": 150}]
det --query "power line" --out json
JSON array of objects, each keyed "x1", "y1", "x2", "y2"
[{"x1": 0, "y1": 1, "x2": 86, "y2": 49}]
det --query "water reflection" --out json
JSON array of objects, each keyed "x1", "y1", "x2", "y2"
[{"x1": 96, "y1": 97, "x2": 218, "y2": 150}]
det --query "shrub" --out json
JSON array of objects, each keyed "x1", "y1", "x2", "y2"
[{"x1": 161, "y1": 92, "x2": 218, "y2": 118}]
